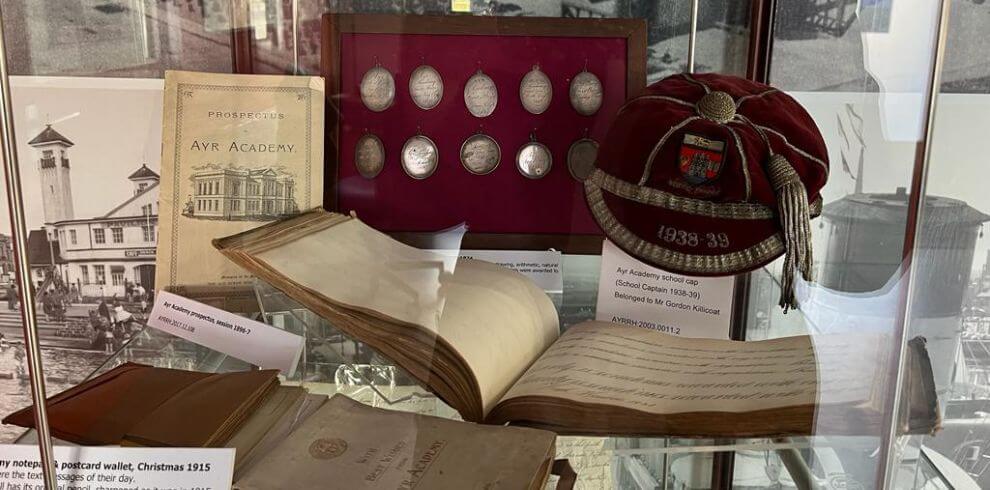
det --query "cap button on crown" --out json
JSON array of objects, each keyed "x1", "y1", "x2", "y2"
[{"x1": 697, "y1": 91, "x2": 736, "y2": 124}]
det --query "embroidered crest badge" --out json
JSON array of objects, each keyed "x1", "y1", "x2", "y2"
[{"x1": 678, "y1": 133, "x2": 726, "y2": 185}]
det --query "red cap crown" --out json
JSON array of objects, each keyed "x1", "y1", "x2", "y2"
[{"x1": 585, "y1": 73, "x2": 828, "y2": 291}]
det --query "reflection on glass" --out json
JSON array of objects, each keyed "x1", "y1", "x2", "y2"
[
  {"x1": 4, "y1": 1, "x2": 984, "y2": 489},
  {"x1": 277, "y1": 1, "x2": 752, "y2": 78},
  {"x1": 894, "y1": 6, "x2": 990, "y2": 484},
  {"x1": 2, "y1": 0, "x2": 233, "y2": 76},
  {"x1": 740, "y1": 1, "x2": 961, "y2": 488},
  {"x1": 772, "y1": 0, "x2": 990, "y2": 95}
]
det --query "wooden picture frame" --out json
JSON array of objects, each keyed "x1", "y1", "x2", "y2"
[{"x1": 321, "y1": 13, "x2": 647, "y2": 254}]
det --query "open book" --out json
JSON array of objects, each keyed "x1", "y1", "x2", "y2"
[{"x1": 214, "y1": 209, "x2": 940, "y2": 438}]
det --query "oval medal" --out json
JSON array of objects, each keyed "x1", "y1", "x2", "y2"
[
  {"x1": 460, "y1": 134, "x2": 501, "y2": 175},
  {"x1": 409, "y1": 65, "x2": 443, "y2": 110},
  {"x1": 360, "y1": 66, "x2": 395, "y2": 112},
  {"x1": 519, "y1": 66, "x2": 552, "y2": 115},
  {"x1": 567, "y1": 138, "x2": 599, "y2": 181},
  {"x1": 354, "y1": 134, "x2": 385, "y2": 179},
  {"x1": 516, "y1": 141, "x2": 552, "y2": 179},
  {"x1": 401, "y1": 135, "x2": 438, "y2": 179},
  {"x1": 569, "y1": 70, "x2": 603, "y2": 116},
  {"x1": 464, "y1": 70, "x2": 498, "y2": 118}
]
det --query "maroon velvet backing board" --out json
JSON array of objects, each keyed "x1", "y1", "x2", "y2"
[{"x1": 322, "y1": 14, "x2": 646, "y2": 253}]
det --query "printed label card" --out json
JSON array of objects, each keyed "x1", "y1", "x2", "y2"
[{"x1": 595, "y1": 239, "x2": 734, "y2": 339}]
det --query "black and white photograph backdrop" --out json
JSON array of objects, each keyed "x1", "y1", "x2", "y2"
[{"x1": 0, "y1": 76, "x2": 164, "y2": 443}]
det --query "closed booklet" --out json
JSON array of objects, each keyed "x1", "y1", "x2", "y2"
[
  {"x1": 3, "y1": 363, "x2": 279, "y2": 447},
  {"x1": 157, "y1": 70, "x2": 324, "y2": 290},
  {"x1": 235, "y1": 394, "x2": 556, "y2": 490},
  {"x1": 231, "y1": 391, "x2": 328, "y2": 481}
]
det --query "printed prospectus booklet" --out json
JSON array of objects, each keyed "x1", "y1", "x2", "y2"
[{"x1": 157, "y1": 70, "x2": 324, "y2": 290}]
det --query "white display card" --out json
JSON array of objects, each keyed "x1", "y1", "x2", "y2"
[
  {"x1": 435, "y1": 249, "x2": 564, "y2": 293},
  {"x1": 595, "y1": 240, "x2": 734, "y2": 339},
  {"x1": 148, "y1": 291, "x2": 304, "y2": 376},
  {"x1": 0, "y1": 445, "x2": 234, "y2": 490}
]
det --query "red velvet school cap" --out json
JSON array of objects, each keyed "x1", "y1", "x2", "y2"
[{"x1": 584, "y1": 73, "x2": 829, "y2": 310}]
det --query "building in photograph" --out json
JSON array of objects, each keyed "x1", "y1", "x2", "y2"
[
  {"x1": 0, "y1": 233, "x2": 14, "y2": 282},
  {"x1": 28, "y1": 124, "x2": 159, "y2": 298},
  {"x1": 31, "y1": 124, "x2": 75, "y2": 224},
  {"x1": 25, "y1": 229, "x2": 65, "y2": 289},
  {"x1": 185, "y1": 167, "x2": 297, "y2": 220}
]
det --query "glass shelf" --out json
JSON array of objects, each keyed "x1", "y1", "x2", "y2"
[{"x1": 5, "y1": 275, "x2": 929, "y2": 489}]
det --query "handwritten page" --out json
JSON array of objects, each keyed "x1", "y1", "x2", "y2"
[
  {"x1": 503, "y1": 321, "x2": 880, "y2": 414},
  {"x1": 547, "y1": 437, "x2": 614, "y2": 490}
]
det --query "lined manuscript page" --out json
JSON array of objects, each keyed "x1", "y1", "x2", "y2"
[{"x1": 501, "y1": 321, "x2": 879, "y2": 414}]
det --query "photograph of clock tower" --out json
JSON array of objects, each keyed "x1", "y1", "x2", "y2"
[{"x1": 26, "y1": 122, "x2": 159, "y2": 298}]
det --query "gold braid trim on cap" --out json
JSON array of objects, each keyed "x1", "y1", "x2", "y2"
[
  {"x1": 766, "y1": 154, "x2": 813, "y2": 312},
  {"x1": 584, "y1": 180, "x2": 786, "y2": 275},
  {"x1": 725, "y1": 125, "x2": 752, "y2": 201},
  {"x1": 589, "y1": 169, "x2": 821, "y2": 220},
  {"x1": 697, "y1": 91, "x2": 736, "y2": 124}
]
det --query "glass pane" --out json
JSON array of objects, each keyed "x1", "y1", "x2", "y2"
[
  {"x1": 892, "y1": 1, "x2": 990, "y2": 488},
  {"x1": 254, "y1": 0, "x2": 753, "y2": 79},
  {"x1": 1, "y1": 0, "x2": 233, "y2": 76},
  {"x1": 0, "y1": 0, "x2": 236, "y2": 444},
  {"x1": 0, "y1": 2, "x2": 962, "y2": 489},
  {"x1": 734, "y1": 0, "x2": 950, "y2": 488}
]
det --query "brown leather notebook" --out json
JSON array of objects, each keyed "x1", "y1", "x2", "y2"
[
  {"x1": 3, "y1": 363, "x2": 279, "y2": 447},
  {"x1": 122, "y1": 369, "x2": 280, "y2": 447}
]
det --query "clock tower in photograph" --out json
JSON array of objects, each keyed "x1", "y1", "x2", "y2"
[{"x1": 29, "y1": 123, "x2": 75, "y2": 225}]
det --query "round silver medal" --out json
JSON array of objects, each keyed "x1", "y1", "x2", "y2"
[
  {"x1": 401, "y1": 135, "x2": 438, "y2": 179},
  {"x1": 519, "y1": 66, "x2": 552, "y2": 115},
  {"x1": 354, "y1": 134, "x2": 385, "y2": 179},
  {"x1": 464, "y1": 71, "x2": 498, "y2": 118},
  {"x1": 569, "y1": 70, "x2": 603, "y2": 116},
  {"x1": 516, "y1": 141, "x2": 552, "y2": 179},
  {"x1": 360, "y1": 66, "x2": 395, "y2": 112},
  {"x1": 409, "y1": 65, "x2": 443, "y2": 110},
  {"x1": 460, "y1": 134, "x2": 501, "y2": 175},
  {"x1": 566, "y1": 138, "x2": 598, "y2": 181}
]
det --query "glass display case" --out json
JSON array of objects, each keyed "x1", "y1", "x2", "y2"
[{"x1": 0, "y1": 1, "x2": 986, "y2": 489}]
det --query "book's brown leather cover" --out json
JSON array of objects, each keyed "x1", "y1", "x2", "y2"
[
  {"x1": 4, "y1": 363, "x2": 205, "y2": 445},
  {"x1": 122, "y1": 369, "x2": 279, "y2": 447},
  {"x1": 3, "y1": 363, "x2": 278, "y2": 447}
]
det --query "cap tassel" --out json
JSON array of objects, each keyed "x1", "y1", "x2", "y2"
[{"x1": 767, "y1": 154, "x2": 812, "y2": 313}]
